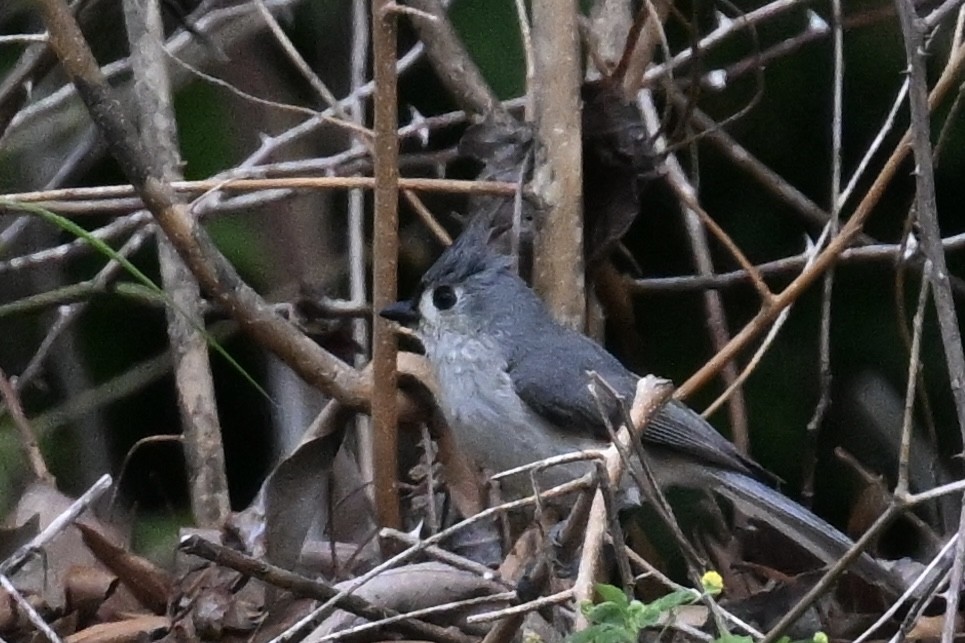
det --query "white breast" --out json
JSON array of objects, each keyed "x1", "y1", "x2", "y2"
[{"x1": 425, "y1": 332, "x2": 602, "y2": 499}]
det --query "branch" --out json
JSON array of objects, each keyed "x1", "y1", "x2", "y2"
[
  {"x1": 0, "y1": 368, "x2": 54, "y2": 484},
  {"x1": 34, "y1": 0, "x2": 370, "y2": 409},
  {"x1": 122, "y1": 0, "x2": 229, "y2": 528},
  {"x1": 179, "y1": 535, "x2": 474, "y2": 643},
  {"x1": 892, "y1": 4, "x2": 965, "y2": 642},
  {"x1": 371, "y1": 0, "x2": 402, "y2": 530},
  {"x1": 531, "y1": 0, "x2": 586, "y2": 329}
]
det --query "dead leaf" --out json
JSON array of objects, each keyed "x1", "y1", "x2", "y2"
[
  {"x1": 64, "y1": 614, "x2": 169, "y2": 643},
  {"x1": 65, "y1": 565, "x2": 118, "y2": 621},
  {"x1": 906, "y1": 613, "x2": 963, "y2": 640},
  {"x1": 7, "y1": 482, "x2": 116, "y2": 611},
  {"x1": 262, "y1": 428, "x2": 345, "y2": 571},
  {"x1": 76, "y1": 523, "x2": 173, "y2": 614}
]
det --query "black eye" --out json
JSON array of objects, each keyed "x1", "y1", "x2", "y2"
[{"x1": 432, "y1": 285, "x2": 457, "y2": 310}]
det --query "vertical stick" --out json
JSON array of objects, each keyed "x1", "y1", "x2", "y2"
[
  {"x1": 893, "y1": 5, "x2": 965, "y2": 642},
  {"x1": 371, "y1": 0, "x2": 401, "y2": 529},
  {"x1": 122, "y1": 0, "x2": 229, "y2": 527},
  {"x1": 530, "y1": 0, "x2": 585, "y2": 329}
]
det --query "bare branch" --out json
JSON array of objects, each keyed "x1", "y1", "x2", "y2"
[
  {"x1": 371, "y1": 0, "x2": 403, "y2": 530},
  {"x1": 531, "y1": 0, "x2": 585, "y2": 329},
  {"x1": 0, "y1": 368, "x2": 54, "y2": 484},
  {"x1": 122, "y1": 0, "x2": 229, "y2": 528},
  {"x1": 179, "y1": 535, "x2": 475, "y2": 643},
  {"x1": 34, "y1": 0, "x2": 371, "y2": 411}
]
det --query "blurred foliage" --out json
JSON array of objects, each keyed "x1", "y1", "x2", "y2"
[{"x1": 449, "y1": 0, "x2": 525, "y2": 99}]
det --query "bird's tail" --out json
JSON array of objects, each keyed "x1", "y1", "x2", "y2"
[{"x1": 711, "y1": 469, "x2": 906, "y2": 594}]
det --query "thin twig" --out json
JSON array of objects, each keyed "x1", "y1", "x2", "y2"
[
  {"x1": 347, "y1": 0, "x2": 375, "y2": 515},
  {"x1": 0, "y1": 368, "x2": 54, "y2": 484},
  {"x1": 467, "y1": 589, "x2": 572, "y2": 624},
  {"x1": 897, "y1": 262, "x2": 933, "y2": 496},
  {"x1": 627, "y1": 232, "x2": 965, "y2": 292},
  {"x1": 380, "y1": 528, "x2": 508, "y2": 583},
  {"x1": 0, "y1": 474, "x2": 112, "y2": 576},
  {"x1": 640, "y1": 0, "x2": 810, "y2": 88},
  {"x1": 802, "y1": 0, "x2": 844, "y2": 504},
  {"x1": 0, "y1": 35, "x2": 49, "y2": 45},
  {"x1": 316, "y1": 591, "x2": 513, "y2": 641},
  {"x1": 2, "y1": 176, "x2": 517, "y2": 204},
  {"x1": 0, "y1": 575, "x2": 61, "y2": 643},
  {"x1": 179, "y1": 535, "x2": 474, "y2": 643},
  {"x1": 511, "y1": 0, "x2": 534, "y2": 119},
  {"x1": 892, "y1": 5, "x2": 965, "y2": 642}
]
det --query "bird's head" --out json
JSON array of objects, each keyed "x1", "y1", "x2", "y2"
[{"x1": 380, "y1": 222, "x2": 518, "y2": 347}]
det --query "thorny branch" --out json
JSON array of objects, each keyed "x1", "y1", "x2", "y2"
[{"x1": 892, "y1": 3, "x2": 965, "y2": 641}]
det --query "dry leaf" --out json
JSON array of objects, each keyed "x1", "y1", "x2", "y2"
[
  {"x1": 76, "y1": 523, "x2": 173, "y2": 614},
  {"x1": 64, "y1": 614, "x2": 169, "y2": 643},
  {"x1": 65, "y1": 565, "x2": 118, "y2": 621}
]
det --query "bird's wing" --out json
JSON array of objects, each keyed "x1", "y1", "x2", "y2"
[
  {"x1": 646, "y1": 401, "x2": 772, "y2": 480},
  {"x1": 506, "y1": 326, "x2": 767, "y2": 479},
  {"x1": 505, "y1": 329, "x2": 637, "y2": 441}
]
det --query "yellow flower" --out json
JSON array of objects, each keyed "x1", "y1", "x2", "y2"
[
  {"x1": 701, "y1": 571, "x2": 724, "y2": 595},
  {"x1": 813, "y1": 633, "x2": 828, "y2": 643}
]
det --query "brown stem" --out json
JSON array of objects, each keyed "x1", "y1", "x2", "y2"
[
  {"x1": 531, "y1": 0, "x2": 586, "y2": 329},
  {"x1": 678, "y1": 40, "x2": 965, "y2": 401},
  {"x1": 0, "y1": 368, "x2": 54, "y2": 485},
  {"x1": 371, "y1": 0, "x2": 402, "y2": 531}
]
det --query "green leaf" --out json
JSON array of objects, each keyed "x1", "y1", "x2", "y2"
[
  {"x1": 584, "y1": 602, "x2": 628, "y2": 626},
  {"x1": 569, "y1": 624, "x2": 636, "y2": 643},
  {"x1": 628, "y1": 600, "x2": 663, "y2": 629},
  {"x1": 648, "y1": 588, "x2": 701, "y2": 613},
  {"x1": 594, "y1": 583, "x2": 630, "y2": 608},
  {"x1": 714, "y1": 635, "x2": 756, "y2": 643}
]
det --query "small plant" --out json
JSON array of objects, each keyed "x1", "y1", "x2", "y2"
[{"x1": 569, "y1": 572, "x2": 826, "y2": 643}]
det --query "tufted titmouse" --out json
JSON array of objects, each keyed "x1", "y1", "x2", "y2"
[{"x1": 381, "y1": 222, "x2": 901, "y2": 590}]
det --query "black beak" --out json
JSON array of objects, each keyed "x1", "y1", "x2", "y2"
[{"x1": 380, "y1": 299, "x2": 421, "y2": 327}]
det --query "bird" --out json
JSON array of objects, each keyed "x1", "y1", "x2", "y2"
[{"x1": 380, "y1": 219, "x2": 902, "y2": 591}]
